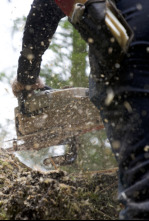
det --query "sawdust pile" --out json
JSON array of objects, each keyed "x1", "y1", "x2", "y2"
[{"x1": 0, "y1": 149, "x2": 120, "y2": 220}]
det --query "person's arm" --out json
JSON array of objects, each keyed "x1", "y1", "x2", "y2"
[{"x1": 13, "y1": 0, "x2": 65, "y2": 96}]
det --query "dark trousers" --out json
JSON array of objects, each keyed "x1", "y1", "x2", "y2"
[{"x1": 89, "y1": 0, "x2": 149, "y2": 219}]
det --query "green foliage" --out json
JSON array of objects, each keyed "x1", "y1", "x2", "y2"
[
  {"x1": 70, "y1": 26, "x2": 88, "y2": 87},
  {"x1": 0, "y1": 73, "x2": 5, "y2": 81},
  {"x1": 40, "y1": 66, "x2": 69, "y2": 89}
]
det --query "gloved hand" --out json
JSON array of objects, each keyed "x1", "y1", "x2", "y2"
[{"x1": 12, "y1": 77, "x2": 45, "y2": 97}]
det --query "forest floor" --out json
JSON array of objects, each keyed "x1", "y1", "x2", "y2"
[{"x1": 0, "y1": 148, "x2": 121, "y2": 220}]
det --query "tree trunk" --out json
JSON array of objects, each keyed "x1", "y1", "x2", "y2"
[{"x1": 71, "y1": 27, "x2": 88, "y2": 87}]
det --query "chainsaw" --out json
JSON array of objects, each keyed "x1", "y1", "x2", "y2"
[{"x1": 5, "y1": 87, "x2": 104, "y2": 167}]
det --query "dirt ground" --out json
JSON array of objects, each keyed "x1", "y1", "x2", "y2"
[{"x1": 0, "y1": 148, "x2": 121, "y2": 220}]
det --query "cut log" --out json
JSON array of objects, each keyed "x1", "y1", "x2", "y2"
[{"x1": 0, "y1": 148, "x2": 120, "y2": 220}]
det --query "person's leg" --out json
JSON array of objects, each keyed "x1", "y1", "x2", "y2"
[{"x1": 89, "y1": 0, "x2": 149, "y2": 219}]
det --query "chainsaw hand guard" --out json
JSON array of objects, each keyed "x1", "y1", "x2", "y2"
[{"x1": 71, "y1": 0, "x2": 134, "y2": 70}]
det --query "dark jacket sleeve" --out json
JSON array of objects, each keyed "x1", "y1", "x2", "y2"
[{"x1": 17, "y1": 0, "x2": 65, "y2": 85}]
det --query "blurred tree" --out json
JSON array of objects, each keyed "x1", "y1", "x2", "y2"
[
  {"x1": 70, "y1": 25, "x2": 88, "y2": 87},
  {"x1": 40, "y1": 19, "x2": 88, "y2": 89}
]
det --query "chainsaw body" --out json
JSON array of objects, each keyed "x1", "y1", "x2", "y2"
[{"x1": 14, "y1": 88, "x2": 103, "y2": 157}]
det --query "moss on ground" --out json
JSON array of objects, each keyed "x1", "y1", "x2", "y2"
[{"x1": 0, "y1": 149, "x2": 120, "y2": 220}]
